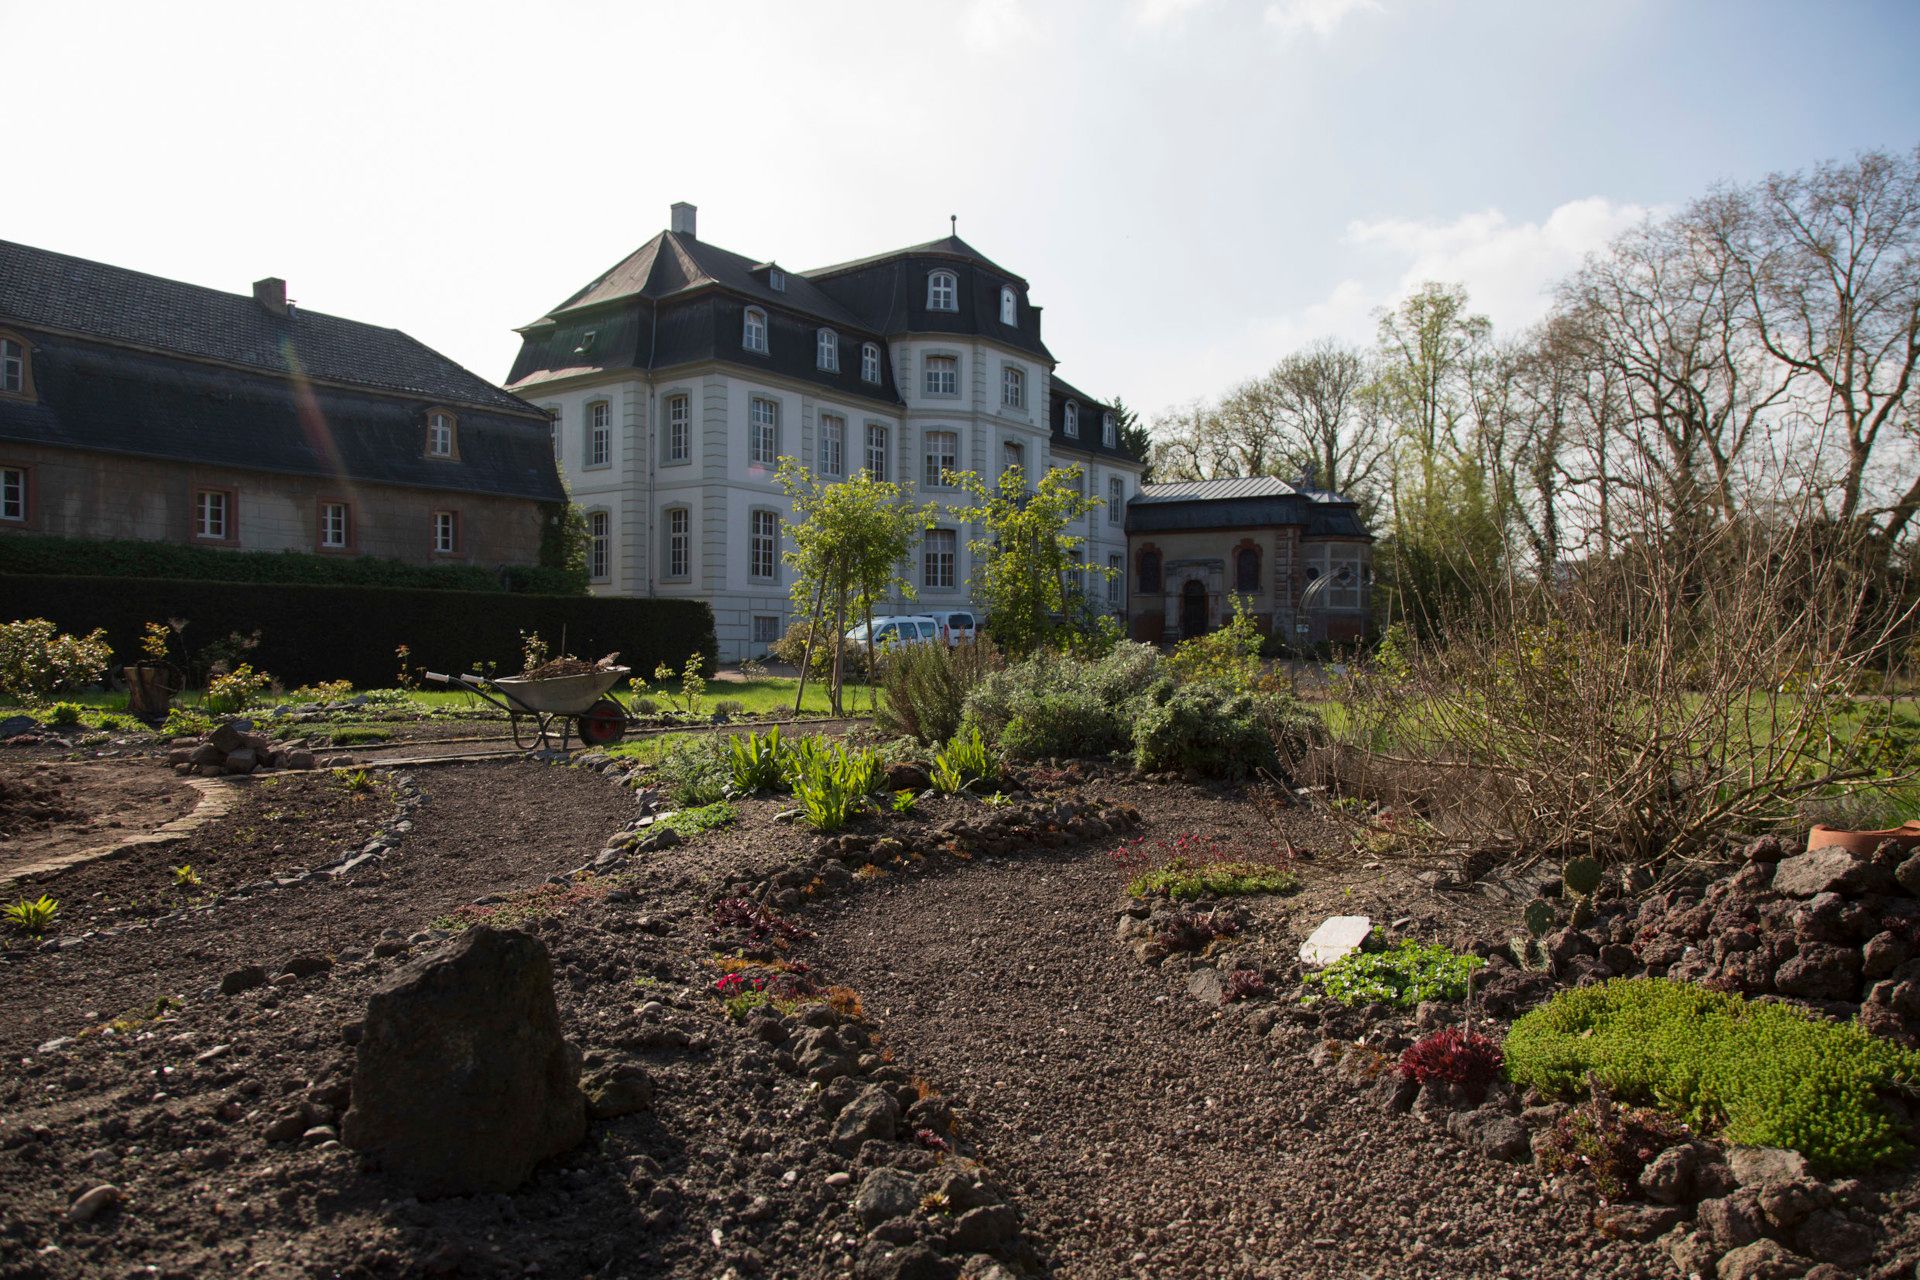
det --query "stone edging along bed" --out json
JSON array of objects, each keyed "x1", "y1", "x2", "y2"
[
  {"x1": 0, "y1": 774, "x2": 241, "y2": 888},
  {"x1": 2, "y1": 770, "x2": 422, "y2": 963}
]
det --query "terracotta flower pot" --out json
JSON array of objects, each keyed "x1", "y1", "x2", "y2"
[{"x1": 1807, "y1": 821, "x2": 1920, "y2": 857}]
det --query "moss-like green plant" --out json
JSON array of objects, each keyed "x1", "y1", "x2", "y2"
[
  {"x1": 1302, "y1": 939, "x2": 1484, "y2": 1008},
  {"x1": 656, "y1": 800, "x2": 738, "y2": 837},
  {"x1": 1127, "y1": 859, "x2": 1299, "y2": 901},
  {"x1": 1505, "y1": 977, "x2": 1920, "y2": 1170}
]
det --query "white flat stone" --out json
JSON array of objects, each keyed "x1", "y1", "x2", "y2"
[{"x1": 1299, "y1": 915, "x2": 1373, "y2": 967}]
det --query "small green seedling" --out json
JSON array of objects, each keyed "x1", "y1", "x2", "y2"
[
  {"x1": 335, "y1": 768, "x2": 376, "y2": 794},
  {"x1": 891, "y1": 789, "x2": 919, "y2": 814},
  {"x1": 6, "y1": 895, "x2": 60, "y2": 935},
  {"x1": 172, "y1": 864, "x2": 201, "y2": 889}
]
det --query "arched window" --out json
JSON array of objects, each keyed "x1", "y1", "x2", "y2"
[
  {"x1": 861, "y1": 342, "x2": 882, "y2": 383},
  {"x1": 1137, "y1": 548, "x2": 1163, "y2": 594},
  {"x1": 1063, "y1": 401, "x2": 1079, "y2": 437},
  {"x1": 1235, "y1": 544, "x2": 1261, "y2": 593},
  {"x1": 816, "y1": 328, "x2": 839, "y2": 371},
  {"x1": 743, "y1": 307, "x2": 768, "y2": 353},
  {"x1": 927, "y1": 270, "x2": 958, "y2": 312},
  {"x1": 999, "y1": 286, "x2": 1016, "y2": 325}
]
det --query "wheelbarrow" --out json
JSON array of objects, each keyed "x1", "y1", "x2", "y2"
[{"x1": 423, "y1": 667, "x2": 631, "y2": 753}]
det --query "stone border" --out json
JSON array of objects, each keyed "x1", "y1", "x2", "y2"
[{"x1": 0, "y1": 775, "x2": 241, "y2": 888}]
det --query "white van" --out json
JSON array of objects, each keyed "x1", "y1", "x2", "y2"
[
  {"x1": 844, "y1": 615, "x2": 941, "y2": 652},
  {"x1": 940, "y1": 610, "x2": 979, "y2": 646}
]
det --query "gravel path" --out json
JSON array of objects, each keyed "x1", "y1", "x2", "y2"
[{"x1": 812, "y1": 843, "x2": 1665, "y2": 1280}]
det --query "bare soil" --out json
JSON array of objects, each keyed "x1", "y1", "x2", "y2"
[{"x1": 0, "y1": 760, "x2": 197, "y2": 877}]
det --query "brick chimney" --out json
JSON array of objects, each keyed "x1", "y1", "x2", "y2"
[
  {"x1": 252, "y1": 277, "x2": 288, "y2": 315},
  {"x1": 670, "y1": 202, "x2": 697, "y2": 238}
]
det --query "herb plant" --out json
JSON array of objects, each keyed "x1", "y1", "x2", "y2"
[
  {"x1": 1302, "y1": 940, "x2": 1483, "y2": 1007},
  {"x1": 5, "y1": 895, "x2": 60, "y2": 934}
]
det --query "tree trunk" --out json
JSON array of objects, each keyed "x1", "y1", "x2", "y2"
[{"x1": 793, "y1": 573, "x2": 829, "y2": 715}]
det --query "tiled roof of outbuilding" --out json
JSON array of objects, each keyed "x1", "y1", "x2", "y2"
[{"x1": 0, "y1": 239, "x2": 537, "y2": 416}]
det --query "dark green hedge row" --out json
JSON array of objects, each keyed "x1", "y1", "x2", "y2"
[
  {"x1": 0, "y1": 533, "x2": 587, "y2": 595},
  {"x1": 2, "y1": 575, "x2": 716, "y2": 688}
]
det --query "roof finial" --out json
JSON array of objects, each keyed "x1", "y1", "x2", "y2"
[{"x1": 950, "y1": 214, "x2": 957, "y2": 237}]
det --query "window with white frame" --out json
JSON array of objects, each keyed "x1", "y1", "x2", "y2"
[
  {"x1": 0, "y1": 339, "x2": 25, "y2": 395},
  {"x1": 1, "y1": 466, "x2": 25, "y2": 522},
  {"x1": 752, "y1": 615, "x2": 781, "y2": 645},
  {"x1": 743, "y1": 307, "x2": 769, "y2": 353},
  {"x1": 750, "y1": 397, "x2": 779, "y2": 466},
  {"x1": 924, "y1": 430, "x2": 958, "y2": 488},
  {"x1": 819, "y1": 413, "x2": 844, "y2": 476},
  {"x1": 587, "y1": 401, "x2": 611, "y2": 467},
  {"x1": 865, "y1": 423, "x2": 889, "y2": 478},
  {"x1": 1108, "y1": 555, "x2": 1123, "y2": 603},
  {"x1": 1103, "y1": 412, "x2": 1117, "y2": 448},
  {"x1": 588, "y1": 510, "x2": 610, "y2": 581},
  {"x1": 666, "y1": 508, "x2": 690, "y2": 579},
  {"x1": 1108, "y1": 476, "x2": 1123, "y2": 524},
  {"x1": 433, "y1": 510, "x2": 458, "y2": 554},
  {"x1": 924, "y1": 528, "x2": 956, "y2": 589},
  {"x1": 927, "y1": 270, "x2": 957, "y2": 311},
  {"x1": 750, "y1": 509, "x2": 779, "y2": 579},
  {"x1": 1002, "y1": 440, "x2": 1024, "y2": 478},
  {"x1": 320, "y1": 501, "x2": 350, "y2": 549},
  {"x1": 666, "y1": 394, "x2": 690, "y2": 462},
  {"x1": 768, "y1": 267, "x2": 786, "y2": 292},
  {"x1": 861, "y1": 342, "x2": 881, "y2": 384},
  {"x1": 817, "y1": 328, "x2": 839, "y2": 371},
  {"x1": 427, "y1": 410, "x2": 455, "y2": 458},
  {"x1": 924, "y1": 355, "x2": 958, "y2": 397},
  {"x1": 1063, "y1": 401, "x2": 1079, "y2": 437},
  {"x1": 544, "y1": 406, "x2": 561, "y2": 459},
  {"x1": 1002, "y1": 366, "x2": 1025, "y2": 411},
  {"x1": 999, "y1": 286, "x2": 1016, "y2": 325},
  {"x1": 194, "y1": 490, "x2": 230, "y2": 540}
]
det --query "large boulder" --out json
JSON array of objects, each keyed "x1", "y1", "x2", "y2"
[
  {"x1": 1772, "y1": 849, "x2": 1889, "y2": 898},
  {"x1": 340, "y1": 927, "x2": 585, "y2": 1196}
]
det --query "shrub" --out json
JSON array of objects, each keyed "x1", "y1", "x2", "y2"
[
  {"x1": 1399, "y1": 1026, "x2": 1504, "y2": 1097},
  {"x1": 44, "y1": 701, "x2": 84, "y2": 727},
  {"x1": 291, "y1": 679, "x2": 355, "y2": 702},
  {"x1": 0, "y1": 618, "x2": 113, "y2": 704},
  {"x1": 1505, "y1": 977, "x2": 1920, "y2": 1170},
  {"x1": 1534, "y1": 1096, "x2": 1691, "y2": 1200},
  {"x1": 1126, "y1": 859, "x2": 1299, "y2": 900},
  {"x1": 771, "y1": 619, "x2": 837, "y2": 678},
  {"x1": 876, "y1": 637, "x2": 1002, "y2": 747},
  {"x1": 712, "y1": 698, "x2": 745, "y2": 719},
  {"x1": 204, "y1": 663, "x2": 273, "y2": 714},
  {"x1": 1302, "y1": 940, "x2": 1484, "y2": 1008},
  {"x1": 1166, "y1": 594, "x2": 1265, "y2": 691},
  {"x1": 657, "y1": 734, "x2": 732, "y2": 807},
  {"x1": 965, "y1": 642, "x2": 1166, "y2": 760}
]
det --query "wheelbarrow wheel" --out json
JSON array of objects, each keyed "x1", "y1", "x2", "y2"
[{"x1": 578, "y1": 699, "x2": 626, "y2": 746}]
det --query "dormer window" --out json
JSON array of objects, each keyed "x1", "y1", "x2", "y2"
[
  {"x1": 769, "y1": 267, "x2": 787, "y2": 292},
  {"x1": 743, "y1": 307, "x2": 769, "y2": 354},
  {"x1": 817, "y1": 328, "x2": 839, "y2": 372},
  {"x1": 0, "y1": 334, "x2": 32, "y2": 399},
  {"x1": 1103, "y1": 412, "x2": 1116, "y2": 448},
  {"x1": 999, "y1": 287, "x2": 1016, "y2": 325},
  {"x1": 573, "y1": 330, "x2": 598, "y2": 356},
  {"x1": 426, "y1": 409, "x2": 457, "y2": 459},
  {"x1": 1064, "y1": 401, "x2": 1079, "y2": 438},
  {"x1": 928, "y1": 270, "x2": 958, "y2": 312},
  {"x1": 861, "y1": 342, "x2": 882, "y2": 384}
]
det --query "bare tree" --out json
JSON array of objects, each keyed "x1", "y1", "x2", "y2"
[{"x1": 1266, "y1": 339, "x2": 1392, "y2": 514}]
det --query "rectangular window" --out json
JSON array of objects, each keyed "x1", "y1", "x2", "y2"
[
  {"x1": 667, "y1": 395, "x2": 690, "y2": 462},
  {"x1": 194, "y1": 489, "x2": 230, "y2": 541},
  {"x1": 320, "y1": 501, "x2": 350, "y2": 549},
  {"x1": 1001, "y1": 366, "x2": 1024, "y2": 410},
  {"x1": 752, "y1": 615, "x2": 780, "y2": 645},
  {"x1": 750, "y1": 398, "x2": 780, "y2": 466},
  {"x1": 750, "y1": 509, "x2": 779, "y2": 579},
  {"x1": 924, "y1": 430, "x2": 958, "y2": 489},
  {"x1": 1108, "y1": 554, "x2": 1123, "y2": 604},
  {"x1": 667, "y1": 508, "x2": 690, "y2": 579},
  {"x1": 588, "y1": 511, "x2": 610, "y2": 581},
  {"x1": 924, "y1": 356, "x2": 958, "y2": 397},
  {"x1": 546, "y1": 406, "x2": 562, "y2": 459},
  {"x1": 817, "y1": 330, "x2": 839, "y2": 371},
  {"x1": 861, "y1": 344, "x2": 881, "y2": 384},
  {"x1": 0, "y1": 466, "x2": 25, "y2": 522},
  {"x1": 1108, "y1": 477, "x2": 1123, "y2": 524},
  {"x1": 427, "y1": 411, "x2": 455, "y2": 458},
  {"x1": 1002, "y1": 441, "x2": 1024, "y2": 478},
  {"x1": 0, "y1": 340, "x2": 23, "y2": 395},
  {"x1": 433, "y1": 510, "x2": 458, "y2": 554},
  {"x1": 865, "y1": 423, "x2": 889, "y2": 478},
  {"x1": 1103, "y1": 414, "x2": 1117, "y2": 448},
  {"x1": 588, "y1": 402, "x2": 611, "y2": 467},
  {"x1": 924, "y1": 528, "x2": 956, "y2": 590},
  {"x1": 819, "y1": 413, "x2": 844, "y2": 476}
]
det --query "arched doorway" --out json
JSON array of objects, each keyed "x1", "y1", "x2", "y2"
[{"x1": 1181, "y1": 579, "x2": 1209, "y2": 638}]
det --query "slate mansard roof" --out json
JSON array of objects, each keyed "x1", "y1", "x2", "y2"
[
  {"x1": 1048, "y1": 375, "x2": 1142, "y2": 466},
  {"x1": 1126, "y1": 476, "x2": 1371, "y2": 539},
  {"x1": 0, "y1": 240, "x2": 564, "y2": 503},
  {"x1": 507, "y1": 222, "x2": 1065, "y2": 401}
]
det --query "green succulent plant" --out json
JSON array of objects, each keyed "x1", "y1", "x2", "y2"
[{"x1": 1523, "y1": 898, "x2": 1555, "y2": 937}]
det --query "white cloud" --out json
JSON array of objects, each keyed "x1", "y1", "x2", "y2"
[
  {"x1": 962, "y1": 0, "x2": 1044, "y2": 51},
  {"x1": 1130, "y1": 0, "x2": 1214, "y2": 27},
  {"x1": 1263, "y1": 0, "x2": 1382, "y2": 39}
]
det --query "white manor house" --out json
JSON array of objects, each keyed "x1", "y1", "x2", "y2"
[{"x1": 507, "y1": 204, "x2": 1145, "y2": 661}]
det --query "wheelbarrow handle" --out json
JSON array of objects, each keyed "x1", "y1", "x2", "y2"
[{"x1": 423, "y1": 671, "x2": 455, "y2": 686}]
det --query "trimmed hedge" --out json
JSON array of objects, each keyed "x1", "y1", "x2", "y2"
[
  {"x1": 1, "y1": 574, "x2": 715, "y2": 689},
  {"x1": 0, "y1": 532, "x2": 586, "y2": 595}
]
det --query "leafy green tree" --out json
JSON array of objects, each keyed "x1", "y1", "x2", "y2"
[
  {"x1": 947, "y1": 465, "x2": 1112, "y2": 657},
  {"x1": 776, "y1": 460, "x2": 934, "y2": 715}
]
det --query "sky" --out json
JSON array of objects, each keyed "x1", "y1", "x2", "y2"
[{"x1": 4, "y1": 0, "x2": 1917, "y2": 419}]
